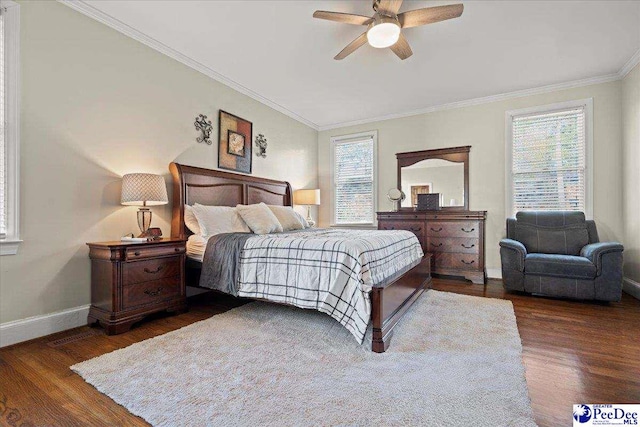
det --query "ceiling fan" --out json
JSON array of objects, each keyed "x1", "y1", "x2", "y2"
[{"x1": 313, "y1": 0, "x2": 463, "y2": 60}]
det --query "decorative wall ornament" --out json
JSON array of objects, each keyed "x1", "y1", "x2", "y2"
[
  {"x1": 194, "y1": 114, "x2": 213, "y2": 145},
  {"x1": 255, "y1": 134, "x2": 267, "y2": 158},
  {"x1": 218, "y1": 110, "x2": 253, "y2": 174}
]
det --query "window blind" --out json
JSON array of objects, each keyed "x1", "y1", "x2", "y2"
[
  {"x1": 0, "y1": 9, "x2": 6, "y2": 238},
  {"x1": 510, "y1": 107, "x2": 586, "y2": 216},
  {"x1": 333, "y1": 138, "x2": 375, "y2": 224}
]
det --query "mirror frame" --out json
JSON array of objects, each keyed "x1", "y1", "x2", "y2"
[{"x1": 396, "y1": 145, "x2": 470, "y2": 211}]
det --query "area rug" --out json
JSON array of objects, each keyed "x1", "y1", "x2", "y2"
[{"x1": 71, "y1": 290, "x2": 536, "y2": 426}]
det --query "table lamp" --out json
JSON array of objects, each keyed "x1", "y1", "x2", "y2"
[
  {"x1": 121, "y1": 173, "x2": 168, "y2": 237},
  {"x1": 293, "y1": 189, "x2": 320, "y2": 227}
]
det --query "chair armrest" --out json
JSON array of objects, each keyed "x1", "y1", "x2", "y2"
[
  {"x1": 499, "y1": 239, "x2": 527, "y2": 272},
  {"x1": 581, "y1": 242, "x2": 624, "y2": 275}
]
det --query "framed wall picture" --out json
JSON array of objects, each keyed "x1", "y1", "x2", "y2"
[{"x1": 218, "y1": 110, "x2": 252, "y2": 173}]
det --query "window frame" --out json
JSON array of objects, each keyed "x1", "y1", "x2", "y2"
[
  {"x1": 330, "y1": 130, "x2": 378, "y2": 227},
  {"x1": 0, "y1": 0, "x2": 21, "y2": 255},
  {"x1": 505, "y1": 98, "x2": 593, "y2": 220}
]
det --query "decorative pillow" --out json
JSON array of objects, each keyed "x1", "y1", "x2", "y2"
[
  {"x1": 184, "y1": 205, "x2": 202, "y2": 235},
  {"x1": 191, "y1": 204, "x2": 251, "y2": 237},
  {"x1": 268, "y1": 205, "x2": 304, "y2": 231},
  {"x1": 236, "y1": 203, "x2": 283, "y2": 235},
  {"x1": 292, "y1": 209, "x2": 310, "y2": 229}
]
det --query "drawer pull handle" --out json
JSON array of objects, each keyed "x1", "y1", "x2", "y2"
[
  {"x1": 175, "y1": 247, "x2": 181, "y2": 252},
  {"x1": 144, "y1": 266, "x2": 164, "y2": 274},
  {"x1": 384, "y1": 226, "x2": 395, "y2": 230},
  {"x1": 461, "y1": 228, "x2": 475, "y2": 233},
  {"x1": 461, "y1": 244, "x2": 475, "y2": 249},
  {"x1": 409, "y1": 227, "x2": 422, "y2": 232},
  {"x1": 460, "y1": 259, "x2": 475, "y2": 265},
  {"x1": 430, "y1": 227, "x2": 443, "y2": 232},
  {"x1": 144, "y1": 287, "x2": 162, "y2": 296},
  {"x1": 430, "y1": 242, "x2": 443, "y2": 247},
  {"x1": 134, "y1": 251, "x2": 141, "y2": 256}
]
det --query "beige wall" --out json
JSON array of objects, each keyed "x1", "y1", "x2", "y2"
[
  {"x1": 318, "y1": 81, "x2": 624, "y2": 275},
  {"x1": 623, "y1": 63, "x2": 640, "y2": 283},
  {"x1": 0, "y1": 1, "x2": 317, "y2": 323}
]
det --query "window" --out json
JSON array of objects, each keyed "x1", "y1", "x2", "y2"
[
  {"x1": 331, "y1": 131, "x2": 377, "y2": 226},
  {"x1": 0, "y1": 0, "x2": 20, "y2": 255},
  {"x1": 506, "y1": 99, "x2": 593, "y2": 218}
]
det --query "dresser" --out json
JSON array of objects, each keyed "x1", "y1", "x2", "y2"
[
  {"x1": 377, "y1": 210, "x2": 487, "y2": 284},
  {"x1": 86, "y1": 238, "x2": 187, "y2": 334}
]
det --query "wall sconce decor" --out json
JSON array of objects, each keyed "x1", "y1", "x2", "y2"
[
  {"x1": 194, "y1": 114, "x2": 213, "y2": 145},
  {"x1": 255, "y1": 134, "x2": 267, "y2": 158}
]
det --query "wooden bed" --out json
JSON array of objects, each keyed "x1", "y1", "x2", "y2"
[{"x1": 169, "y1": 162, "x2": 431, "y2": 352}]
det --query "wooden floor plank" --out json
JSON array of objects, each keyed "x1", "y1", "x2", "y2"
[{"x1": 0, "y1": 282, "x2": 638, "y2": 427}]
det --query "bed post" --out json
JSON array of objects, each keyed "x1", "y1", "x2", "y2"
[{"x1": 371, "y1": 288, "x2": 391, "y2": 353}]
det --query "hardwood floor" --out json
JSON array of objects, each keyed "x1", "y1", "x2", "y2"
[{"x1": 1, "y1": 279, "x2": 639, "y2": 427}]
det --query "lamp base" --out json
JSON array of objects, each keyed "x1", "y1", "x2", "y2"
[{"x1": 137, "y1": 208, "x2": 152, "y2": 237}]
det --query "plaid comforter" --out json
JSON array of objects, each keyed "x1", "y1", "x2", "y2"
[{"x1": 236, "y1": 228, "x2": 423, "y2": 343}]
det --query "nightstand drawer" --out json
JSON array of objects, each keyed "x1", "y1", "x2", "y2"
[
  {"x1": 123, "y1": 256, "x2": 182, "y2": 285},
  {"x1": 125, "y1": 244, "x2": 185, "y2": 260},
  {"x1": 122, "y1": 276, "x2": 181, "y2": 310}
]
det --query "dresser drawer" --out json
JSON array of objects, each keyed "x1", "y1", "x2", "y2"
[
  {"x1": 123, "y1": 256, "x2": 182, "y2": 285},
  {"x1": 433, "y1": 253, "x2": 480, "y2": 270},
  {"x1": 426, "y1": 221, "x2": 479, "y2": 238},
  {"x1": 378, "y1": 221, "x2": 424, "y2": 241},
  {"x1": 426, "y1": 237, "x2": 479, "y2": 254},
  {"x1": 125, "y1": 244, "x2": 185, "y2": 260},
  {"x1": 122, "y1": 276, "x2": 181, "y2": 310}
]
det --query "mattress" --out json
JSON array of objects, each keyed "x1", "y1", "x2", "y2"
[{"x1": 186, "y1": 234, "x2": 207, "y2": 262}]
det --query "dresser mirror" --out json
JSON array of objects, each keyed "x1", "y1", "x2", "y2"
[{"x1": 396, "y1": 146, "x2": 470, "y2": 211}]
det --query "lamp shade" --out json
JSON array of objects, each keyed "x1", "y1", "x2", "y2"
[
  {"x1": 293, "y1": 189, "x2": 320, "y2": 206},
  {"x1": 121, "y1": 173, "x2": 168, "y2": 206}
]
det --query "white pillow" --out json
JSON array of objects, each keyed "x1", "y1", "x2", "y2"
[
  {"x1": 184, "y1": 205, "x2": 202, "y2": 235},
  {"x1": 292, "y1": 209, "x2": 310, "y2": 229},
  {"x1": 268, "y1": 205, "x2": 304, "y2": 231},
  {"x1": 191, "y1": 204, "x2": 251, "y2": 237},
  {"x1": 236, "y1": 203, "x2": 283, "y2": 235}
]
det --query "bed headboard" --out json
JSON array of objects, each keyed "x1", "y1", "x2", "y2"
[{"x1": 169, "y1": 162, "x2": 293, "y2": 238}]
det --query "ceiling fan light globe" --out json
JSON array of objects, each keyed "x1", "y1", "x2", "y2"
[{"x1": 367, "y1": 22, "x2": 401, "y2": 48}]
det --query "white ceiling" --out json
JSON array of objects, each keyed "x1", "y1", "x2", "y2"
[{"x1": 78, "y1": 0, "x2": 640, "y2": 130}]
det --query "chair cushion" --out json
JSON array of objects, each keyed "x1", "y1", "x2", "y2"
[
  {"x1": 516, "y1": 211, "x2": 585, "y2": 227},
  {"x1": 525, "y1": 253, "x2": 597, "y2": 280},
  {"x1": 514, "y1": 212, "x2": 589, "y2": 256}
]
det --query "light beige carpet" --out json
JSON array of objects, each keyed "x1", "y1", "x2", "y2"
[{"x1": 72, "y1": 290, "x2": 536, "y2": 426}]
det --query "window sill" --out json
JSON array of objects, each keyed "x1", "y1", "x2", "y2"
[{"x1": 0, "y1": 239, "x2": 23, "y2": 255}]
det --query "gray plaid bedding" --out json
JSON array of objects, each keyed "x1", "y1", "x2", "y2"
[{"x1": 235, "y1": 228, "x2": 423, "y2": 343}]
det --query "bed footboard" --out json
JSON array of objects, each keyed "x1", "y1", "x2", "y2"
[{"x1": 370, "y1": 255, "x2": 432, "y2": 353}]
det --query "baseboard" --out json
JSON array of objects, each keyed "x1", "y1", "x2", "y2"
[
  {"x1": 0, "y1": 304, "x2": 90, "y2": 348},
  {"x1": 623, "y1": 277, "x2": 640, "y2": 301},
  {"x1": 486, "y1": 268, "x2": 502, "y2": 280}
]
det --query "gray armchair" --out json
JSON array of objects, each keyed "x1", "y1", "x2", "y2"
[{"x1": 500, "y1": 212, "x2": 623, "y2": 302}]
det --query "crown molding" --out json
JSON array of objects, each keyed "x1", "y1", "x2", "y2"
[
  {"x1": 57, "y1": 0, "x2": 320, "y2": 131},
  {"x1": 317, "y1": 73, "x2": 621, "y2": 131},
  {"x1": 620, "y1": 48, "x2": 640, "y2": 78},
  {"x1": 56, "y1": 1, "x2": 640, "y2": 134}
]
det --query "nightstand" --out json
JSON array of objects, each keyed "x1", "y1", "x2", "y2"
[{"x1": 86, "y1": 237, "x2": 187, "y2": 335}]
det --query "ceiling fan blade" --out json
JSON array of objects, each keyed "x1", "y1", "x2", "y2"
[
  {"x1": 398, "y1": 4, "x2": 464, "y2": 28},
  {"x1": 376, "y1": 0, "x2": 403, "y2": 16},
  {"x1": 313, "y1": 11, "x2": 373, "y2": 25},
  {"x1": 334, "y1": 32, "x2": 368, "y2": 60},
  {"x1": 390, "y1": 33, "x2": 413, "y2": 60}
]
